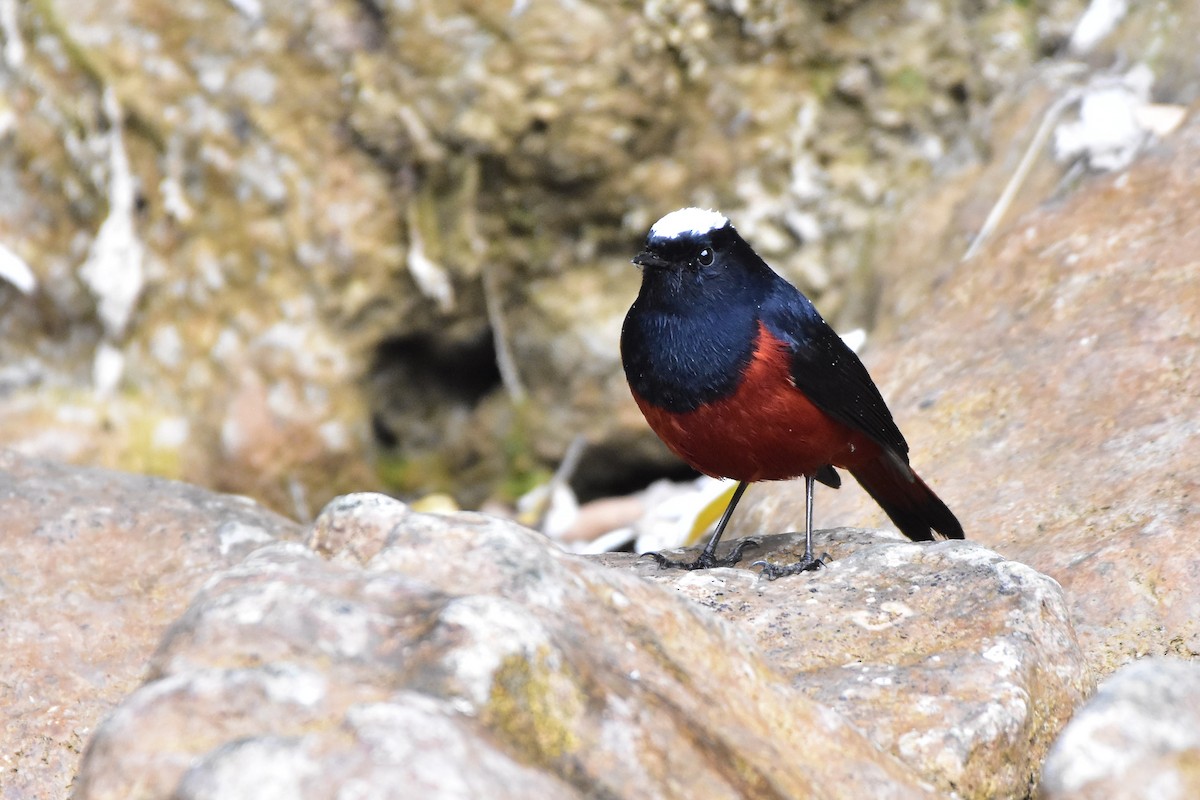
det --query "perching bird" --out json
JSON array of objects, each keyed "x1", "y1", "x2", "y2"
[{"x1": 620, "y1": 208, "x2": 963, "y2": 578}]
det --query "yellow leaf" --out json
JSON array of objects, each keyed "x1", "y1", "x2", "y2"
[{"x1": 685, "y1": 483, "x2": 737, "y2": 545}]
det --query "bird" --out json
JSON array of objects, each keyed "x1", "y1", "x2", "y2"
[{"x1": 620, "y1": 207, "x2": 963, "y2": 579}]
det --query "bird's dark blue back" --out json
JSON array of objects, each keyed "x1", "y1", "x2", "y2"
[
  {"x1": 622, "y1": 224, "x2": 909, "y2": 459},
  {"x1": 620, "y1": 207, "x2": 963, "y2": 545}
]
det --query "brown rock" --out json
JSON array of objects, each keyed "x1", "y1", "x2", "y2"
[
  {"x1": 75, "y1": 496, "x2": 939, "y2": 800},
  {"x1": 0, "y1": 451, "x2": 301, "y2": 799},
  {"x1": 744, "y1": 111, "x2": 1200, "y2": 676},
  {"x1": 607, "y1": 527, "x2": 1092, "y2": 798},
  {"x1": 172, "y1": 694, "x2": 583, "y2": 800}
]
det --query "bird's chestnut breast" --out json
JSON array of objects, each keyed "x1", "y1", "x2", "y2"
[{"x1": 631, "y1": 324, "x2": 877, "y2": 482}]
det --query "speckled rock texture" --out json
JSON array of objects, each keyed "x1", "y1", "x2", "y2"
[
  {"x1": 607, "y1": 527, "x2": 1093, "y2": 798},
  {"x1": 746, "y1": 110, "x2": 1200, "y2": 677},
  {"x1": 0, "y1": 450, "x2": 302, "y2": 799},
  {"x1": 73, "y1": 493, "x2": 1089, "y2": 799},
  {"x1": 1039, "y1": 658, "x2": 1200, "y2": 800}
]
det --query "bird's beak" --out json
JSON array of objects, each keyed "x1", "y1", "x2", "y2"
[{"x1": 632, "y1": 249, "x2": 669, "y2": 270}]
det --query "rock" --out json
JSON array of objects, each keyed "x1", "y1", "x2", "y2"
[
  {"x1": 1039, "y1": 657, "x2": 1200, "y2": 799},
  {"x1": 745, "y1": 110, "x2": 1200, "y2": 676},
  {"x1": 305, "y1": 491, "x2": 413, "y2": 565},
  {"x1": 0, "y1": 450, "x2": 301, "y2": 800},
  {"x1": 172, "y1": 694, "x2": 583, "y2": 800},
  {"x1": 605, "y1": 527, "x2": 1092, "y2": 798},
  {"x1": 76, "y1": 496, "x2": 944, "y2": 799},
  {"x1": 76, "y1": 494, "x2": 1089, "y2": 799}
]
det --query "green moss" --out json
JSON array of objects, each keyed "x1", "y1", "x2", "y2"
[
  {"x1": 807, "y1": 61, "x2": 840, "y2": 101},
  {"x1": 499, "y1": 443, "x2": 549, "y2": 501},
  {"x1": 497, "y1": 404, "x2": 552, "y2": 502},
  {"x1": 3, "y1": 386, "x2": 188, "y2": 481},
  {"x1": 409, "y1": 156, "x2": 486, "y2": 279},
  {"x1": 28, "y1": 0, "x2": 105, "y2": 88},
  {"x1": 118, "y1": 401, "x2": 185, "y2": 479},
  {"x1": 484, "y1": 648, "x2": 583, "y2": 766},
  {"x1": 371, "y1": 398, "x2": 553, "y2": 507},
  {"x1": 374, "y1": 451, "x2": 454, "y2": 496},
  {"x1": 27, "y1": 0, "x2": 165, "y2": 150},
  {"x1": 501, "y1": 465, "x2": 553, "y2": 504},
  {"x1": 885, "y1": 66, "x2": 930, "y2": 107}
]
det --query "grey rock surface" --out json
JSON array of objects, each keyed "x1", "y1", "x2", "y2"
[
  {"x1": 607, "y1": 527, "x2": 1093, "y2": 798},
  {"x1": 1039, "y1": 657, "x2": 1200, "y2": 800},
  {"x1": 75, "y1": 495, "x2": 944, "y2": 799},
  {"x1": 75, "y1": 494, "x2": 1092, "y2": 799}
]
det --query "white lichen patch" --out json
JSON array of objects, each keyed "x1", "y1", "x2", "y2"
[
  {"x1": 982, "y1": 641, "x2": 1023, "y2": 677},
  {"x1": 259, "y1": 663, "x2": 327, "y2": 707},
  {"x1": 0, "y1": 241, "x2": 35, "y2": 294},
  {"x1": 175, "y1": 735, "x2": 320, "y2": 800},
  {"x1": 217, "y1": 520, "x2": 274, "y2": 556},
  {"x1": 436, "y1": 596, "x2": 554, "y2": 709},
  {"x1": 79, "y1": 89, "x2": 145, "y2": 339},
  {"x1": 849, "y1": 600, "x2": 914, "y2": 631}
]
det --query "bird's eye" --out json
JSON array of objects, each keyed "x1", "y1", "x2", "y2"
[{"x1": 697, "y1": 248, "x2": 714, "y2": 266}]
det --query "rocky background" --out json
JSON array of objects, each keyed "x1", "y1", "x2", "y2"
[
  {"x1": 0, "y1": 0, "x2": 1148, "y2": 515},
  {"x1": 2, "y1": 0, "x2": 1200, "y2": 797}
]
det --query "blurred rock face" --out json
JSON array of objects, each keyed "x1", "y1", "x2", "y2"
[
  {"x1": 747, "y1": 110, "x2": 1200, "y2": 677},
  {"x1": 0, "y1": 0, "x2": 1092, "y2": 512},
  {"x1": 1040, "y1": 658, "x2": 1200, "y2": 800}
]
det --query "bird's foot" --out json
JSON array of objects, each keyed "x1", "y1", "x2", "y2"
[
  {"x1": 752, "y1": 552, "x2": 830, "y2": 580},
  {"x1": 644, "y1": 538, "x2": 760, "y2": 571}
]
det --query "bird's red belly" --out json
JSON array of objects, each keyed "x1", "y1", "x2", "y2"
[{"x1": 632, "y1": 325, "x2": 877, "y2": 482}]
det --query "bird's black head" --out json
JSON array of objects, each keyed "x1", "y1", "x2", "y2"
[
  {"x1": 631, "y1": 208, "x2": 772, "y2": 303},
  {"x1": 632, "y1": 208, "x2": 734, "y2": 273}
]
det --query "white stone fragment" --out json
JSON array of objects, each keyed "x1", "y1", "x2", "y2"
[
  {"x1": 1069, "y1": 0, "x2": 1128, "y2": 54},
  {"x1": 79, "y1": 89, "x2": 145, "y2": 338},
  {"x1": 0, "y1": 241, "x2": 35, "y2": 294}
]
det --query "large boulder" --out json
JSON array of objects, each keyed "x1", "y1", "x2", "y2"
[
  {"x1": 1039, "y1": 657, "x2": 1200, "y2": 799},
  {"x1": 75, "y1": 493, "x2": 1089, "y2": 799},
  {"x1": 613, "y1": 528, "x2": 1092, "y2": 798},
  {"x1": 0, "y1": 451, "x2": 301, "y2": 799}
]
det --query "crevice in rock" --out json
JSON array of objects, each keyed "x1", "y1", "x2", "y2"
[
  {"x1": 569, "y1": 441, "x2": 700, "y2": 504},
  {"x1": 367, "y1": 326, "x2": 502, "y2": 451}
]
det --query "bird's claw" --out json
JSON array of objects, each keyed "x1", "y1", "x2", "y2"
[
  {"x1": 644, "y1": 538, "x2": 760, "y2": 571},
  {"x1": 752, "y1": 552, "x2": 830, "y2": 580}
]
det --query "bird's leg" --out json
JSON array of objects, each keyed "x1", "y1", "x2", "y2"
[
  {"x1": 755, "y1": 474, "x2": 825, "y2": 579},
  {"x1": 645, "y1": 481, "x2": 758, "y2": 570}
]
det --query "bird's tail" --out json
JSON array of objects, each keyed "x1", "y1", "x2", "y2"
[{"x1": 848, "y1": 453, "x2": 963, "y2": 542}]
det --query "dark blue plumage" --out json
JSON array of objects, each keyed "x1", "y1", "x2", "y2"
[{"x1": 620, "y1": 208, "x2": 963, "y2": 577}]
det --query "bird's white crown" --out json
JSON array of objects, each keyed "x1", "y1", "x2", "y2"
[{"x1": 648, "y1": 207, "x2": 729, "y2": 240}]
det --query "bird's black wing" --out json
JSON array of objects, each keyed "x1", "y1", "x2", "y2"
[{"x1": 761, "y1": 287, "x2": 910, "y2": 461}]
